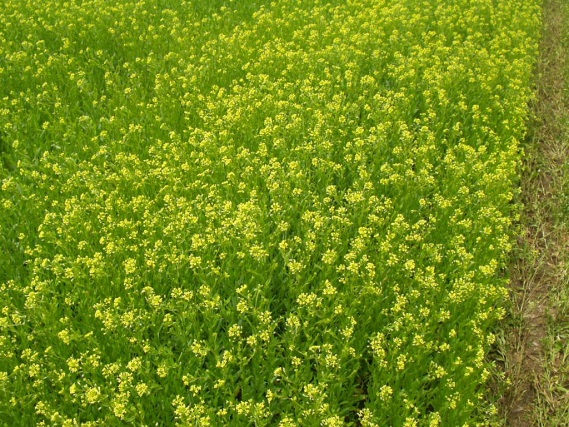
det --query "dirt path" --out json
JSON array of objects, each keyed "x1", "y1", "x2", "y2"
[{"x1": 502, "y1": 0, "x2": 569, "y2": 425}]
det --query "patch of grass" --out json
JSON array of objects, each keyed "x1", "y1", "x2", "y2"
[{"x1": 501, "y1": 0, "x2": 569, "y2": 425}]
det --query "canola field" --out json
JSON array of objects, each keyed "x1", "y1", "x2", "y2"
[{"x1": 0, "y1": 0, "x2": 541, "y2": 425}]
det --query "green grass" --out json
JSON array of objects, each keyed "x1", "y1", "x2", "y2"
[
  {"x1": 500, "y1": 0, "x2": 569, "y2": 425},
  {"x1": 536, "y1": 1, "x2": 569, "y2": 419},
  {"x1": 0, "y1": 0, "x2": 541, "y2": 425}
]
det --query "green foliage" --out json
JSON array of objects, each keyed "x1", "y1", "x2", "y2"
[{"x1": 0, "y1": 0, "x2": 540, "y2": 425}]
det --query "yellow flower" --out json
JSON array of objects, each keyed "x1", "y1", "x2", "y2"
[{"x1": 85, "y1": 387, "x2": 101, "y2": 404}]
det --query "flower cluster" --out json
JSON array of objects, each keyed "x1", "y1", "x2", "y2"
[{"x1": 0, "y1": 0, "x2": 540, "y2": 425}]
